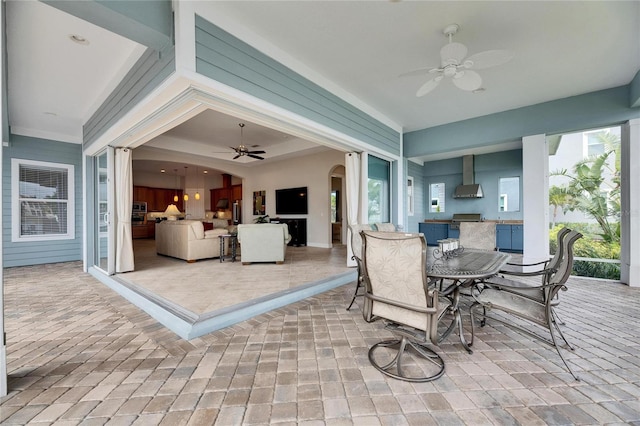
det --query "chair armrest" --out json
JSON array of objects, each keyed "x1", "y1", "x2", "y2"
[
  {"x1": 499, "y1": 266, "x2": 556, "y2": 277},
  {"x1": 505, "y1": 259, "x2": 549, "y2": 268}
]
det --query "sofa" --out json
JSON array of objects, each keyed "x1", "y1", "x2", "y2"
[
  {"x1": 155, "y1": 220, "x2": 229, "y2": 262},
  {"x1": 236, "y1": 223, "x2": 291, "y2": 265}
]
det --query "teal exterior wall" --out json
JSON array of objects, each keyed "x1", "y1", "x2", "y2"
[
  {"x1": 405, "y1": 85, "x2": 640, "y2": 158},
  {"x1": 423, "y1": 150, "x2": 523, "y2": 221},
  {"x1": 2, "y1": 135, "x2": 83, "y2": 267},
  {"x1": 194, "y1": 15, "x2": 400, "y2": 156}
]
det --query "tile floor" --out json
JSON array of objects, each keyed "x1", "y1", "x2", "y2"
[{"x1": 2, "y1": 261, "x2": 640, "y2": 425}]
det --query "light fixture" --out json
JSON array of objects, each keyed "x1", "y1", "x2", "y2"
[
  {"x1": 163, "y1": 204, "x2": 181, "y2": 220},
  {"x1": 173, "y1": 169, "x2": 179, "y2": 202},
  {"x1": 194, "y1": 166, "x2": 201, "y2": 200},
  {"x1": 183, "y1": 166, "x2": 189, "y2": 201}
]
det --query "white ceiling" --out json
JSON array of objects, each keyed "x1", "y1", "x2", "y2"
[{"x1": 6, "y1": 1, "x2": 640, "y2": 168}]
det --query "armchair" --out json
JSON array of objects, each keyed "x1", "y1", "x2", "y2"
[
  {"x1": 469, "y1": 230, "x2": 583, "y2": 380},
  {"x1": 346, "y1": 223, "x2": 371, "y2": 311},
  {"x1": 360, "y1": 231, "x2": 451, "y2": 382}
]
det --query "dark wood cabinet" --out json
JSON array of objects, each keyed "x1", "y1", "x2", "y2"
[
  {"x1": 277, "y1": 218, "x2": 307, "y2": 246},
  {"x1": 134, "y1": 185, "x2": 183, "y2": 212},
  {"x1": 211, "y1": 184, "x2": 242, "y2": 211}
]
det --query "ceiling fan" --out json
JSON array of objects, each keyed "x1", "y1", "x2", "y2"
[
  {"x1": 222, "y1": 123, "x2": 266, "y2": 160},
  {"x1": 407, "y1": 23, "x2": 513, "y2": 96}
]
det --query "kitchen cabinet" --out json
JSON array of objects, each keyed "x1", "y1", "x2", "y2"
[
  {"x1": 211, "y1": 184, "x2": 242, "y2": 211},
  {"x1": 133, "y1": 186, "x2": 183, "y2": 212},
  {"x1": 419, "y1": 223, "x2": 448, "y2": 246},
  {"x1": 496, "y1": 224, "x2": 523, "y2": 252}
]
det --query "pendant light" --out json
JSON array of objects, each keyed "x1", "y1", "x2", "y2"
[
  {"x1": 183, "y1": 166, "x2": 189, "y2": 201},
  {"x1": 194, "y1": 165, "x2": 201, "y2": 200},
  {"x1": 173, "y1": 169, "x2": 179, "y2": 202}
]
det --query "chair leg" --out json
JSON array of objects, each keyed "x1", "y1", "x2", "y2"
[
  {"x1": 547, "y1": 320, "x2": 579, "y2": 380},
  {"x1": 368, "y1": 337, "x2": 445, "y2": 382},
  {"x1": 346, "y1": 278, "x2": 362, "y2": 311}
]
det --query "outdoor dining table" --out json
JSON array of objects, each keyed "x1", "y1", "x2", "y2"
[{"x1": 426, "y1": 247, "x2": 511, "y2": 354}]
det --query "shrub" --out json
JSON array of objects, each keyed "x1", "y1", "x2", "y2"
[{"x1": 549, "y1": 223, "x2": 620, "y2": 279}]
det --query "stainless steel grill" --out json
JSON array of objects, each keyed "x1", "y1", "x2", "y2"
[{"x1": 450, "y1": 213, "x2": 482, "y2": 230}]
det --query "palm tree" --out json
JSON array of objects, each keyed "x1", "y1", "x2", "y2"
[
  {"x1": 548, "y1": 185, "x2": 571, "y2": 228},
  {"x1": 551, "y1": 131, "x2": 620, "y2": 242}
]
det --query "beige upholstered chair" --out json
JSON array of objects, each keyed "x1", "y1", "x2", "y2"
[
  {"x1": 346, "y1": 223, "x2": 371, "y2": 310},
  {"x1": 459, "y1": 222, "x2": 496, "y2": 251},
  {"x1": 470, "y1": 230, "x2": 583, "y2": 380},
  {"x1": 373, "y1": 222, "x2": 397, "y2": 232},
  {"x1": 361, "y1": 231, "x2": 451, "y2": 382}
]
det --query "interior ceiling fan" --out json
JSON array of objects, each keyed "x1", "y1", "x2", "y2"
[
  {"x1": 408, "y1": 23, "x2": 513, "y2": 97},
  {"x1": 221, "y1": 123, "x2": 266, "y2": 160}
]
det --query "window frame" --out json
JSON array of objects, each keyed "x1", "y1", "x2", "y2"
[
  {"x1": 12, "y1": 158, "x2": 75, "y2": 242},
  {"x1": 407, "y1": 176, "x2": 414, "y2": 216}
]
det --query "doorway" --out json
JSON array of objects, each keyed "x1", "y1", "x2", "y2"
[{"x1": 330, "y1": 166, "x2": 345, "y2": 245}]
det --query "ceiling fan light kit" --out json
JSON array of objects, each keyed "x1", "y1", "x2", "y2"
[
  {"x1": 412, "y1": 23, "x2": 513, "y2": 97},
  {"x1": 231, "y1": 123, "x2": 266, "y2": 160}
]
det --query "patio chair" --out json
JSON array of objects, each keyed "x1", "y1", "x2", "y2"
[
  {"x1": 346, "y1": 223, "x2": 371, "y2": 311},
  {"x1": 497, "y1": 226, "x2": 572, "y2": 324},
  {"x1": 469, "y1": 230, "x2": 583, "y2": 380},
  {"x1": 459, "y1": 221, "x2": 496, "y2": 251},
  {"x1": 360, "y1": 231, "x2": 451, "y2": 382}
]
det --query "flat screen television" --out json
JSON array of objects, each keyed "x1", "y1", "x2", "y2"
[{"x1": 275, "y1": 186, "x2": 308, "y2": 215}]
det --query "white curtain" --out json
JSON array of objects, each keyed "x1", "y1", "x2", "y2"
[
  {"x1": 345, "y1": 152, "x2": 361, "y2": 267},
  {"x1": 115, "y1": 148, "x2": 135, "y2": 272}
]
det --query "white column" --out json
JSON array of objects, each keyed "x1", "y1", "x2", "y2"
[
  {"x1": 522, "y1": 134, "x2": 549, "y2": 263},
  {"x1": 621, "y1": 119, "x2": 640, "y2": 286}
]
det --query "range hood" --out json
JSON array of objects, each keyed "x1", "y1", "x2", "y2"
[{"x1": 454, "y1": 155, "x2": 484, "y2": 198}]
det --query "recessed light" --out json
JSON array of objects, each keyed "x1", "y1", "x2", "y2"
[
  {"x1": 69, "y1": 34, "x2": 89, "y2": 45},
  {"x1": 160, "y1": 169, "x2": 166, "y2": 173},
  {"x1": 203, "y1": 170, "x2": 208, "y2": 174}
]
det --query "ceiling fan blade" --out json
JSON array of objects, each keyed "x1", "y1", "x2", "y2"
[
  {"x1": 248, "y1": 154, "x2": 264, "y2": 160},
  {"x1": 416, "y1": 76, "x2": 443, "y2": 97},
  {"x1": 233, "y1": 154, "x2": 241, "y2": 160},
  {"x1": 248, "y1": 150, "x2": 266, "y2": 155},
  {"x1": 465, "y1": 49, "x2": 513, "y2": 69},
  {"x1": 440, "y1": 42, "x2": 467, "y2": 65},
  {"x1": 398, "y1": 66, "x2": 439, "y2": 78},
  {"x1": 230, "y1": 146, "x2": 240, "y2": 153},
  {"x1": 453, "y1": 70, "x2": 482, "y2": 91}
]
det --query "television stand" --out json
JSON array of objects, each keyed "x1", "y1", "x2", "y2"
[{"x1": 276, "y1": 218, "x2": 307, "y2": 246}]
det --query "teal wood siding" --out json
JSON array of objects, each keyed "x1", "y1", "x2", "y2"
[
  {"x1": 194, "y1": 15, "x2": 400, "y2": 155},
  {"x1": 84, "y1": 46, "x2": 175, "y2": 149},
  {"x1": 407, "y1": 161, "x2": 425, "y2": 233},
  {"x1": 404, "y1": 86, "x2": 640, "y2": 159},
  {"x1": 3, "y1": 135, "x2": 83, "y2": 267}
]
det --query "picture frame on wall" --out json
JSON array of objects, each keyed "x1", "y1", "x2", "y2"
[{"x1": 253, "y1": 190, "x2": 266, "y2": 215}]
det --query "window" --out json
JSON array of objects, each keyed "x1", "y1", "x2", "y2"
[
  {"x1": 12, "y1": 159, "x2": 75, "y2": 242},
  {"x1": 430, "y1": 183, "x2": 445, "y2": 213},
  {"x1": 368, "y1": 155, "x2": 390, "y2": 223},
  {"x1": 407, "y1": 177, "x2": 414, "y2": 216},
  {"x1": 498, "y1": 177, "x2": 520, "y2": 212},
  {"x1": 586, "y1": 130, "x2": 606, "y2": 157}
]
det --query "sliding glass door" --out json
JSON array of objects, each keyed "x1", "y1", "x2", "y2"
[
  {"x1": 94, "y1": 149, "x2": 115, "y2": 274},
  {"x1": 368, "y1": 155, "x2": 390, "y2": 223}
]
